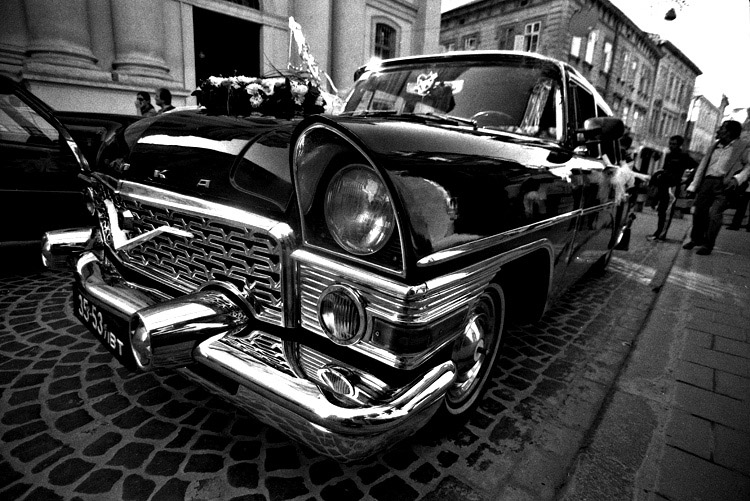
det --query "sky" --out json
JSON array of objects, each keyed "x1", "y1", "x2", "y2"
[{"x1": 441, "y1": 0, "x2": 750, "y2": 116}]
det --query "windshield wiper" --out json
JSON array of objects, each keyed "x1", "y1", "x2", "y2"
[
  {"x1": 421, "y1": 112, "x2": 477, "y2": 128},
  {"x1": 339, "y1": 110, "x2": 478, "y2": 129}
]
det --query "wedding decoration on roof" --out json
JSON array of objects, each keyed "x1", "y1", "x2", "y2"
[
  {"x1": 192, "y1": 74, "x2": 326, "y2": 118},
  {"x1": 192, "y1": 17, "x2": 342, "y2": 118}
]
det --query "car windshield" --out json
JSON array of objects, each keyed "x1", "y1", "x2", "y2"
[{"x1": 343, "y1": 58, "x2": 564, "y2": 140}]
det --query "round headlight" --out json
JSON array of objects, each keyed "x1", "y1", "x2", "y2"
[
  {"x1": 324, "y1": 165, "x2": 395, "y2": 255},
  {"x1": 318, "y1": 285, "x2": 366, "y2": 345}
]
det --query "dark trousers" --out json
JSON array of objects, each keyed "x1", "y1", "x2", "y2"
[
  {"x1": 654, "y1": 189, "x2": 675, "y2": 238},
  {"x1": 730, "y1": 190, "x2": 750, "y2": 229},
  {"x1": 690, "y1": 177, "x2": 731, "y2": 249}
]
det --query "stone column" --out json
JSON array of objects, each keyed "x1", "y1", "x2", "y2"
[
  {"x1": 22, "y1": 0, "x2": 97, "y2": 68},
  {"x1": 110, "y1": 0, "x2": 169, "y2": 77}
]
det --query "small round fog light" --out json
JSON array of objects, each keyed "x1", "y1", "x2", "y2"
[
  {"x1": 131, "y1": 320, "x2": 152, "y2": 370},
  {"x1": 318, "y1": 285, "x2": 366, "y2": 345}
]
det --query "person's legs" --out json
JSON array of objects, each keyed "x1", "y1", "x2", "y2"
[
  {"x1": 729, "y1": 191, "x2": 750, "y2": 229},
  {"x1": 704, "y1": 192, "x2": 728, "y2": 249},
  {"x1": 654, "y1": 192, "x2": 668, "y2": 237},
  {"x1": 689, "y1": 182, "x2": 714, "y2": 246}
]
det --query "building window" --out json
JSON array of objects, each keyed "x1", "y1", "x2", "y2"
[
  {"x1": 570, "y1": 36, "x2": 582, "y2": 57},
  {"x1": 464, "y1": 35, "x2": 478, "y2": 50},
  {"x1": 442, "y1": 42, "x2": 456, "y2": 52},
  {"x1": 603, "y1": 41, "x2": 613, "y2": 73},
  {"x1": 621, "y1": 51, "x2": 630, "y2": 81},
  {"x1": 523, "y1": 22, "x2": 541, "y2": 52},
  {"x1": 374, "y1": 23, "x2": 397, "y2": 59},
  {"x1": 498, "y1": 25, "x2": 516, "y2": 50},
  {"x1": 584, "y1": 30, "x2": 597, "y2": 64}
]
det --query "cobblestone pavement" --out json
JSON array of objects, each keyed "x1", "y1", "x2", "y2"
[{"x1": 0, "y1": 212, "x2": 674, "y2": 501}]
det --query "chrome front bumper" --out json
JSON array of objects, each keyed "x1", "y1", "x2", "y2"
[{"x1": 50, "y1": 230, "x2": 455, "y2": 462}]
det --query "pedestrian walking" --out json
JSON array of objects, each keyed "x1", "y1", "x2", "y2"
[
  {"x1": 683, "y1": 120, "x2": 750, "y2": 255},
  {"x1": 155, "y1": 87, "x2": 175, "y2": 114},
  {"x1": 647, "y1": 135, "x2": 696, "y2": 241},
  {"x1": 135, "y1": 91, "x2": 157, "y2": 117}
]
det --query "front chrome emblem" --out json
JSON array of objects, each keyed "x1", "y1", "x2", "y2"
[
  {"x1": 197, "y1": 179, "x2": 211, "y2": 188},
  {"x1": 104, "y1": 200, "x2": 193, "y2": 252},
  {"x1": 153, "y1": 169, "x2": 168, "y2": 179}
]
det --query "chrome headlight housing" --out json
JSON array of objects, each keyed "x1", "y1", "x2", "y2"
[{"x1": 324, "y1": 164, "x2": 395, "y2": 255}]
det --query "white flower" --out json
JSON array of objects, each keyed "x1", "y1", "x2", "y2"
[
  {"x1": 246, "y1": 83, "x2": 263, "y2": 96},
  {"x1": 249, "y1": 94, "x2": 264, "y2": 108},
  {"x1": 290, "y1": 80, "x2": 308, "y2": 105},
  {"x1": 208, "y1": 76, "x2": 225, "y2": 87}
]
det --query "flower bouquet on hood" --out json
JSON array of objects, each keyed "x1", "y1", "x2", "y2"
[{"x1": 192, "y1": 72, "x2": 326, "y2": 118}]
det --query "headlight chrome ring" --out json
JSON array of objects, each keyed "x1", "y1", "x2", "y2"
[
  {"x1": 324, "y1": 164, "x2": 395, "y2": 255},
  {"x1": 317, "y1": 284, "x2": 367, "y2": 345}
]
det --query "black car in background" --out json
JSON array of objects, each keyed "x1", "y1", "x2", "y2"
[{"x1": 0, "y1": 75, "x2": 139, "y2": 250}]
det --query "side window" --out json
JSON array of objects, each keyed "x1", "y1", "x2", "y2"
[
  {"x1": 568, "y1": 81, "x2": 598, "y2": 156},
  {"x1": 597, "y1": 105, "x2": 619, "y2": 164},
  {"x1": 0, "y1": 90, "x2": 78, "y2": 175},
  {"x1": 0, "y1": 93, "x2": 59, "y2": 145}
]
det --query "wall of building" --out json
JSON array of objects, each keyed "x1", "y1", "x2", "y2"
[{"x1": 0, "y1": 0, "x2": 440, "y2": 114}]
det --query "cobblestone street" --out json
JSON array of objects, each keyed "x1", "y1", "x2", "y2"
[{"x1": 0, "y1": 212, "x2": 679, "y2": 500}]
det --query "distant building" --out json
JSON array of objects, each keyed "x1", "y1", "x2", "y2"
[
  {"x1": 439, "y1": 0, "x2": 701, "y2": 173},
  {"x1": 685, "y1": 95, "x2": 726, "y2": 158},
  {"x1": 0, "y1": 0, "x2": 441, "y2": 114}
]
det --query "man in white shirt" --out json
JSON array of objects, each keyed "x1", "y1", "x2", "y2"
[{"x1": 683, "y1": 120, "x2": 750, "y2": 255}]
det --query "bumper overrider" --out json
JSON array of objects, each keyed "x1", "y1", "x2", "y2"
[{"x1": 45, "y1": 229, "x2": 456, "y2": 462}]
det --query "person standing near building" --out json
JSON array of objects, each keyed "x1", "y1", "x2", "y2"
[
  {"x1": 155, "y1": 88, "x2": 175, "y2": 114},
  {"x1": 647, "y1": 135, "x2": 696, "y2": 240},
  {"x1": 135, "y1": 91, "x2": 157, "y2": 117},
  {"x1": 683, "y1": 120, "x2": 750, "y2": 255}
]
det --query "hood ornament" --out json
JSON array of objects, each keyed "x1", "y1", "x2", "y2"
[{"x1": 104, "y1": 200, "x2": 193, "y2": 252}]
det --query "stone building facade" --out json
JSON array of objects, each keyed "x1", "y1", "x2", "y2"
[
  {"x1": 685, "y1": 94, "x2": 726, "y2": 158},
  {"x1": 439, "y1": 0, "x2": 701, "y2": 173},
  {"x1": 0, "y1": 0, "x2": 441, "y2": 115}
]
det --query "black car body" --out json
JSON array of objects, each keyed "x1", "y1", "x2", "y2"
[
  {"x1": 0, "y1": 76, "x2": 92, "y2": 247},
  {"x1": 44, "y1": 51, "x2": 629, "y2": 462},
  {"x1": 0, "y1": 76, "x2": 140, "y2": 250}
]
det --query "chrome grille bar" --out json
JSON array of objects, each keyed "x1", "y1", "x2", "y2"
[{"x1": 91, "y1": 177, "x2": 294, "y2": 327}]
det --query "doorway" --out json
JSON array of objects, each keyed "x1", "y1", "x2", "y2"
[{"x1": 193, "y1": 7, "x2": 261, "y2": 86}]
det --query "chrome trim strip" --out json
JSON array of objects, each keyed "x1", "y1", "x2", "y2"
[
  {"x1": 418, "y1": 201, "x2": 615, "y2": 267},
  {"x1": 292, "y1": 123, "x2": 408, "y2": 278},
  {"x1": 295, "y1": 239, "x2": 554, "y2": 369},
  {"x1": 116, "y1": 179, "x2": 289, "y2": 234},
  {"x1": 417, "y1": 210, "x2": 578, "y2": 266}
]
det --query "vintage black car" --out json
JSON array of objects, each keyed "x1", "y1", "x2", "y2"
[{"x1": 44, "y1": 51, "x2": 629, "y2": 462}]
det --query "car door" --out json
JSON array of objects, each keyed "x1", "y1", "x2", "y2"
[
  {"x1": 0, "y1": 80, "x2": 90, "y2": 245},
  {"x1": 564, "y1": 77, "x2": 615, "y2": 281}
]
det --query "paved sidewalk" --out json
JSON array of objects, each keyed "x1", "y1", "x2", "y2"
[{"x1": 562, "y1": 211, "x2": 750, "y2": 501}]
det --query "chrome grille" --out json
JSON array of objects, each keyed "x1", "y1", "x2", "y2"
[{"x1": 92, "y1": 178, "x2": 287, "y2": 326}]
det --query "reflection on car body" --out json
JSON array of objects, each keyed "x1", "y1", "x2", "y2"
[{"x1": 44, "y1": 51, "x2": 630, "y2": 462}]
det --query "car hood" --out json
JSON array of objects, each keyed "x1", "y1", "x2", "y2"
[{"x1": 101, "y1": 110, "x2": 299, "y2": 217}]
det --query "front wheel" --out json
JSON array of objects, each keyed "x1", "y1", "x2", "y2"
[{"x1": 440, "y1": 283, "x2": 505, "y2": 420}]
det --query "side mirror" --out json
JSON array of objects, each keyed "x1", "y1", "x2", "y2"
[{"x1": 581, "y1": 117, "x2": 625, "y2": 142}]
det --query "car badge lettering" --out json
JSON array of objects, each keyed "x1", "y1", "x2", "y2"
[
  {"x1": 153, "y1": 169, "x2": 168, "y2": 179},
  {"x1": 103, "y1": 200, "x2": 193, "y2": 252}
]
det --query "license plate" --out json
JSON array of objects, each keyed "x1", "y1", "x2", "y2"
[{"x1": 73, "y1": 284, "x2": 137, "y2": 368}]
